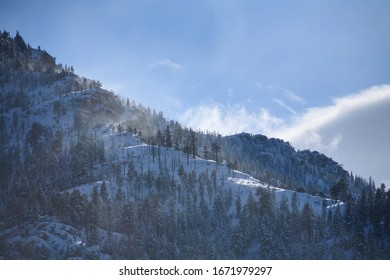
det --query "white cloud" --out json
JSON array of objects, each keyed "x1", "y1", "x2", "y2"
[
  {"x1": 227, "y1": 88, "x2": 235, "y2": 97},
  {"x1": 276, "y1": 85, "x2": 390, "y2": 143},
  {"x1": 179, "y1": 103, "x2": 283, "y2": 136},
  {"x1": 150, "y1": 58, "x2": 183, "y2": 71},
  {"x1": 283, "y1": 90, "x2": 306, "y2": 104},
  {"x1": 272, "y1": 98, "x2": 297, "y2": 115},
  {"x1": 275, "y1": 84, "x2": 390, "y2": 186},
  {"x1": 260, "y1": 84, "x2": 305, "y2": 104}
]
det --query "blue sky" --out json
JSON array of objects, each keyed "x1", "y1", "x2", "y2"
[{"x1": 1, "y1": 0, "x2": 390, "y2": 185}]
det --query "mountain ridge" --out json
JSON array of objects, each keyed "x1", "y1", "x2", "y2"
[{"x1": 1, "y1": 30, "x2": 388, "y2": 259}]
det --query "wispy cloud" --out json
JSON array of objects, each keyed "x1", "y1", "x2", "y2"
[
  {"x1": 257, "y1": 83, "x2": 305, "y2": 105},
  {"x1": 272, "y1": 98, "x2": 297, "y2": 115},
  {"x1": 150, "y1": 58, "x2": 183, "y2": 71},
  {"x1": 179, "y1": 103, "x2": 283, "y2": 136},
  {"x1": 283, "y1": 90, "x2": 306, "y2": 104}
]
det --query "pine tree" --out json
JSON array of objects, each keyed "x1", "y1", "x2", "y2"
[
  {"x1": 189, "y1": 129, "x2": 197, "y2": 158},
  {"x1": 330, "y1": 179, "x2": 347, "y2": 202},
  {"x1": 14, "y1": 31, "x2": 28, "y2": 53},
  {"x1": 211, "y1": 142, "x2": 221, "y2": 163},
  {"x1": 127, "y1": 160, "x2": 137, "y2": 182},
  {"x1": 235, "y1": 195, "x2": 242, "y2": 216},
  {"x1": 203, "y1": 146, "x2": 209, "y2": 160},
  {"x1": 164, "y1": 125, "x2": 172, "y2": 148},
  {"x1": 300, "y1": 202, "x2": 315, "y2": 240},
  {"x1": 100, "y1": 182, "x2": 109, "y2": 204}
]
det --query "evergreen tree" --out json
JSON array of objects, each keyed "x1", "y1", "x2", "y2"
[
  {"x1": 330, "y1": 179, "x2": 347, "y2": 202},
  {"x1": 100, "y1": 182, "x2": 109, "y2": 204},
  {"x1": 14, "y1": 31, "x2": 28, "y2": 53},
  {"x1": 203, "y1": 146, "x2": 209, "y2": 160},
  {"x1": 300, "y1": 202, "x2": 315, "y2": 240},
  {"x1": 189, "y1": 129, "x2": 197, "y2": 158},
  {"x1": 211, "y1": 142, "x2": 221, "y2": 163},
  {"x1": 164, "y1": 125, "x2": 172, "y2": 148}
]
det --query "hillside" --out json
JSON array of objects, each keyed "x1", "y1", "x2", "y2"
[{"x1": 0, "y1": 31, "x2": 389, "y2": 259}]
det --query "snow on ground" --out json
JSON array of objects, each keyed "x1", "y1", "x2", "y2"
[
  {"x1": 65, "y1": 129, "x2": 340, "y2": 216},
  {"x1": 2, "y1": 221, "x2": 84, "y2": 259},
  {"x1": 1, "y1": 219, "x2": 126, "y2": 260},
  {"x1": 226, "y1": 170, "x2": 338, "y2": 215}
]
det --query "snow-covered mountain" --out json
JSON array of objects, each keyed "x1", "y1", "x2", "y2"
[{"x1": 0, "y1": 31, "x2": 389, "y2": 259}]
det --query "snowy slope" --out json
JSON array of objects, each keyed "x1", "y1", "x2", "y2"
[
  {"x1": 65, "y1": 129, "x2": 341, "y2": 216},
  {"x1": 3, "y1": 32, "x2": 367, "y2": 260}
]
